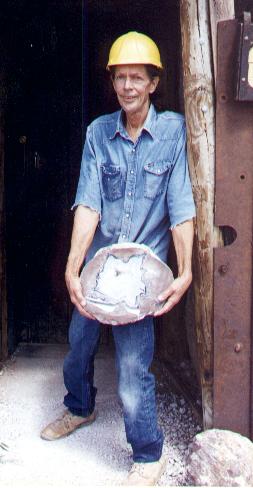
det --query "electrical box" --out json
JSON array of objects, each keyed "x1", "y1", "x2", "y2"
[{"x1": 235, "y1": 12, "x2": 253, "y2": 101}]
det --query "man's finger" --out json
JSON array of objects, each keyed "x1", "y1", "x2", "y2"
[
  {"x1": 154, "y1": 295, "x2": 180, "y2": 316},
  {"x1": 72, "y1": 286, "x2": 85, "y2": 302},
  {"x1": 74, "y1": 300, "x2": 96, "y2": 320},
  {"x1": 154, "y1": 304, "x2": 171, "y2": 316},
  {"x1": 71, "y1": 288, "x2": 87, "y2": 308},
  {"x1": 158, "y1": 286, "x2": 174, "y2": 302},
  {"x1": 154, "y1": 302, "x2": 171, "y2": 316},
  {"x1": 81, "y1": 309, "x2": 96, "y2": 320},
  {"x1": 68, "y1": 287, "x2": 95, "y2": 319}
]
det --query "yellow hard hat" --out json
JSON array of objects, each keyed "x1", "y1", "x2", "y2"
[{"x1": 107, "y1": 31, "x2": 163, "y2": 70}]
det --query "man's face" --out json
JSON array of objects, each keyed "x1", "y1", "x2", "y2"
[{"x1": 112, "y1": 64, "x2": 159, "y2": 116}]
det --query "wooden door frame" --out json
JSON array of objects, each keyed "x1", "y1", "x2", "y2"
[
  {"x1": 0, "y1": 84, "x2": 8, "y2": 361},
  {"x1": 180, "y1": 0, "x2": 235, "y2": 428}
]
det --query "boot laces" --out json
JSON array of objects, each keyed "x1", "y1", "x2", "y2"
[
  {"x1": 53, "y1": 411, "x2": 74, "y2": 430},
  {"x1": 130, "y1": 463, "x2": 146, "y2": 477},
  {"x1": 62, "y1": 412, "x2": 75, "y2": 429}
]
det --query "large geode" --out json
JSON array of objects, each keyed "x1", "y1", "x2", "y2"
[{"x1": 80, "y1": 243, "x2": 174, "y2": 325}]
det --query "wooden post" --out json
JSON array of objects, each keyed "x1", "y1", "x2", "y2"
[
  {"x1": 180, "y1": 0, "x2": 235, "y2": 428},
  {"x1": 0, "y1": 73, "x2": 8, "y2": 361},
  {"x1": 180, "y1": 0, "x2": 221, "y2": 429}
]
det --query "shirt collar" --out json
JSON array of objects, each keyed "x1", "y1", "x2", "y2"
[{"x1": 109, "y1": 103, "x2": 157, "y2": 140}]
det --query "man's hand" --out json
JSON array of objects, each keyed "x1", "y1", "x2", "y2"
[
  {"x1": 65, "y1": 206, "x2": 99, "y2": 320},
  {"x1": 154, "y1": 219, "x2": 194, "y2": 317},
  {"x1": 65, "y1": 271, "x2": 96, "y2": 320},
  {"x1": 154, "y1": 272, "x2": 192, "y2": 316}
]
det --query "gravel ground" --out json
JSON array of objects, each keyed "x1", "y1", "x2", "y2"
[{"x1": 0, "y1": 343, "x2": 201, "y2": 487}]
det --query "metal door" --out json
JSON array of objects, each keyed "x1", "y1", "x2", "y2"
[{"x1": 214, "y1": 18, "x2": 253, "y2": 439}]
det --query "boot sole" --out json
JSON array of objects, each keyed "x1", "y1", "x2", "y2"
[{"x1": 40, "y1": 412, "x2": 96, "y2": 441}]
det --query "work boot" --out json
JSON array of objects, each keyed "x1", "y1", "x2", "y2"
[
  {"x1": 40, "y1": 409, "x2": 96, "y2": 441},
  {"x1": 122, "y1": 454, "x2": 167, "y2": 486}
]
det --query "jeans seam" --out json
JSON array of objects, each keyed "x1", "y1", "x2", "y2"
[{"x1": 142, "y1": 322, "x2": 156, "y2": 440}]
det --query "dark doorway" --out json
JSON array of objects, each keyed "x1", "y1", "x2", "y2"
[{"x1": 3, "y1": 1, "x2": 83, "y2": 349}]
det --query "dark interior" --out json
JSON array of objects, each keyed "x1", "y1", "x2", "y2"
[{"x1": 2, "y1": 0, "x2": 183, "y2": 353}]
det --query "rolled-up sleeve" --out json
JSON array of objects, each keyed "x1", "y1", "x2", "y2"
[
  {"x1": 71, "y1": 125, "x2": 102, "y2": 219},
  {"x1": 167, "y1": 122, "x2": 196, "y2": 228}
]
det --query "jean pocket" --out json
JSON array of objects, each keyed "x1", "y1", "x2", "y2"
[
  {"x1": 143, "y1": 161, "x2": 172, "y2": 200},
  {"x1": 101, "y1": 164, "x2": 124, "y2": 201}
]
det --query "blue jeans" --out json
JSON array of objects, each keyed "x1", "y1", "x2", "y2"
[{"x1": 63, "y1": 308, "x2": 164, "y2": 462}]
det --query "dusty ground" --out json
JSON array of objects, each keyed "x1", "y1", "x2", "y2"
[{"x1": 0, "y1": 343, "x2": 201, "y2": 487}]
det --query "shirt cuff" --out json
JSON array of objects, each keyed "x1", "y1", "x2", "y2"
[{"x1": 71, "y1": 201, "x2": 102, "y2": 221}]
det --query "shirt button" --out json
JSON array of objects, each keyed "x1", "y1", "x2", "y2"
[
  {"x1": 128, "y1": 191, "x2": 132, "y2": 197},
  {"x1": 132, "y1": 148, "x2": 136, "y2": 152},
  {"x1": 126, "y1": 213, "x2": 130, "y2": 218},
  {"x1": 122, "y1": 234, "x2": 126, "y2": 239},
  {"x1": 130, "y1": 170, "x2": 134, "y2": 175}
]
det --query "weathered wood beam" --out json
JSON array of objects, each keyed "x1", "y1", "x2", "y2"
[{"x1": 180, "y1": 0, "x2": 224, "y2": 429}]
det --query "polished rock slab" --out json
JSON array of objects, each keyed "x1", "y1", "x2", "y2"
[{"x1": 80, "y1": 243, "x2": 174, "y2": 325}]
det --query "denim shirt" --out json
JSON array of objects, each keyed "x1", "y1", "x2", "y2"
[{"x1": 72, "y1": 104, "x2": 196, "y2": 263}]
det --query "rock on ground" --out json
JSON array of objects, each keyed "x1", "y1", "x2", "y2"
[{"x1": 186, "y1": 428, "x2": 253, "y2": 486}]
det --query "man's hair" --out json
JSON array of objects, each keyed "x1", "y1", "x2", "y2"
[
  {"x1": 145, "y1": 65, "x2": 162, "y2": 81},
  {"x1": 109, "y1": 65, "x2": 162, "y2": 81}
]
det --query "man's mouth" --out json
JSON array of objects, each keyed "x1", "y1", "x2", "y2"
[{"x1": 123, "y1": 96, "x2": 136, "y2": 101}]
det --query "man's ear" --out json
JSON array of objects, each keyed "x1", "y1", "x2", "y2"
[
  {"x1": 149, "y1": 76, "x2": 160, "y2": 94},
  {"x1": 111, "y1": 75, "x2": 117, "y2": 93}
]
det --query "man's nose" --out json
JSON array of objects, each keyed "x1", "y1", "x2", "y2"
[{"x1": 124, "y1": 77, "x2": 134, "y2": 89}]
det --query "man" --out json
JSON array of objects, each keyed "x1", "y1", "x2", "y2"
[{"x1": 41, "y1": 32, "x2": 196, "y2": 486}]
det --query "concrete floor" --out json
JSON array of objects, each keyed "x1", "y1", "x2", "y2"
[{"x1": 0, "y1": 343, "x2": 200, "y2": 487}]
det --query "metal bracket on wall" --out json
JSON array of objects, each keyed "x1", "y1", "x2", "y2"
[{"x1": 214, "y1": 19, "x2": 253, "y2": 439}]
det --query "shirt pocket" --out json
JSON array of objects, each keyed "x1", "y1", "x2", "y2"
[
  {"x1": 101, "y1": 164, "x2": 124, "y2": 202},
  {"x1": 143, "y1": 160, "x2": 173, "y2": 200}
]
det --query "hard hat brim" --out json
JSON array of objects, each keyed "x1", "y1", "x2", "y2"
[{"x1": 106, "y1": 61, "x2": 163, "y2": 71}]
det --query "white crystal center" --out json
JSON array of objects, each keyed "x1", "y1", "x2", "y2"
[{"x1": 95, "y1": 254, "x2": 145, "y2": 308}]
